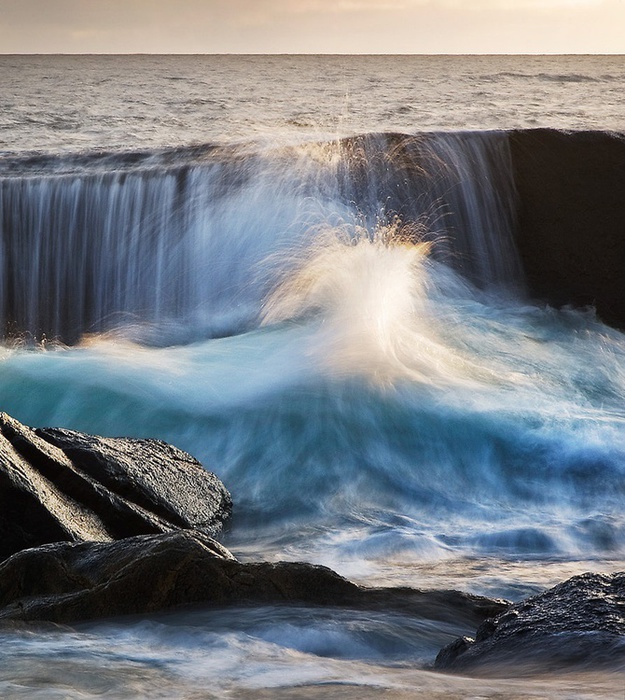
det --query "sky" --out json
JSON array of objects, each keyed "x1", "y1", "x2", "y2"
[{"x1": 1, "y1": 0, "x2": 624, "y2": 54}]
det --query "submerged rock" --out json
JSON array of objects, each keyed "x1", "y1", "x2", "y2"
[
  {"x1": 435, "y1": 572, "x2": 625, "y2": 675},
  {"x1": 0, "y1": 413, "x2": 232, "y2": 561},
  {"x1": 0, "y1": 528, "x2": 506, "y2": 625}
]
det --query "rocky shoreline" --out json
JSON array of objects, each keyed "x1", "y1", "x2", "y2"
[{"x1": 1, "y1": 412, "x2": 624, "y2": 676}]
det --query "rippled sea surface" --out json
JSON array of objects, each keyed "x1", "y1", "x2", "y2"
[
  {"x1": 1, "y1": 54, "x2": 624, "y2": 153},
  {"x1": 1, "y1": 55, "x2": 624, "y2": 698}
]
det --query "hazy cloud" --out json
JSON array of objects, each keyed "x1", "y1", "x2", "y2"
[
  {"x1": 0, "y1": 0, "x2": 622, "y2": 53},
  {"x1": 234, "y1": 0, "x2": 606, "y2": 11}
]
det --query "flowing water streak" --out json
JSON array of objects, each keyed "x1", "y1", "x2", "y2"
[
  {"x1": 2, "y1": 128, "x2": 625, "y2": 572},
  {"x1": 3, "y1": 215, "x2": 625, "y2": 574},
  {"x1": 0, "y1": 131, "x2": 521, "y2": 344}
]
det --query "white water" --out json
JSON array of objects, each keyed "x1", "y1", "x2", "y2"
[
  {"x1": 1, "y1": 55, "x2": 624, "y2": 698},
  {"x1": 3, "y1": 233, "x2": 624, "y2": 575}
]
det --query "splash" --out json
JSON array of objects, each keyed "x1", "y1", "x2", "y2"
[{"x1": 261, "y1": 224, "x2": 480, "y2": 387}]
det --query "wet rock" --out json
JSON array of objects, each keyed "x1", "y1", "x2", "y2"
[
  {"x1": 0, "y1": 413, "x2": 231, "y2": 561},
  {"x1": 510, "y1": 129, "x2": 625, "y2": 328},
  {"x1": 435, "y1": 572, "x2": 625, "y2": 675},
  {"x1": 0, "y1": 528, "x2": 506, "y2": 625}
]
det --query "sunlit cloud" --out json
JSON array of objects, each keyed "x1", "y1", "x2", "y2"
[{"x1": 442, "y1": 0, "x2": 604, "y2": 8}]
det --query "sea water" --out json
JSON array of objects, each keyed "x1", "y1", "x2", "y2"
[
  {"x1": 1, "y1": 55, "x2": 625, "y2": 698},
  {"x1": 2, "y1": 54, "x2": 625, "y2": 153}
]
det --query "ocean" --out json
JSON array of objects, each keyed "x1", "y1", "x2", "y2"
[{"x1": 1, "y1": 54, "x2": 624, "y2": 698}]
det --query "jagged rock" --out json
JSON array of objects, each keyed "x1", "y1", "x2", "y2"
[
  {"x1": 435, "y1": 572, "x2": 625, "y2": 675},
  {"x1": 0, "y1": 528, "x2": 507, "y2": 625},
  {"x1": 0, "y1": 413, "x2": 231, "y2": 561}
]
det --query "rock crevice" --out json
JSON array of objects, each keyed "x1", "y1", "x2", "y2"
[{"x1": 0, "y1": 413, "x2": 232, "y2": 561}]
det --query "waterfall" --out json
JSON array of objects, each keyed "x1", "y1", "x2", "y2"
[{"x1": 0, "y1": 132, "x2": 522, "y2": 344}]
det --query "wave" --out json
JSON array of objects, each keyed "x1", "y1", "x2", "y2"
[
  {"x1": 2, "y1": 236, "x2": 624, "y2": 569},
  {"x1": 2, "y1": 128, "x2": 625, "y2": 570},
  {"x1": 4, "y1": 127, "x2": 625, "y2": 345},
  {"x1": 0, "y1": 142, "x2": 220, "y2": 176},
  {"x1": 484, "y1": 72, "x2": 602, "y2": 84},
  {"x1": 536, "y1": 73, "x2": 601, "y2": 84}
]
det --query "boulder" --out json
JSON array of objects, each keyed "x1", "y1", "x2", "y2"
[
  {"x1": 0, "y1": 528, "x2": 507, "y2": 625},
  {"x1": 435, "y1": 572, "x2": 625, "y2": 675},
  {"x1": 0, "y1": 413, "x2": 231, "y2": 561}
]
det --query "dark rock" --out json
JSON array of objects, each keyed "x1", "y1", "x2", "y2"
[
  {"x1": 35, "y1": 425, "x2": 230, "y2": 532},
  {"x1": 0, "y1": 528, "x2": 506, "y2": 625},
  {"x1": 509, "y1": 129, "x2": 625, "y2": 328},
  {"x1": 435, "y1": 572, "x2": 625, "y2": 675},
  {"x1": 0, "y1": 413, "x2": 231, "y2": 561},
  {"x1": 434, "y1": 635, "x2": 474, "y2": 668}
]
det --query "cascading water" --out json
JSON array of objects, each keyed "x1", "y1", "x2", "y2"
[{"x1": 0, "y1": 131, "x2": 521, "y2": 344}]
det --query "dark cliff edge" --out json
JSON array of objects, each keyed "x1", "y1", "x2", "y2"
[{"x1": 509, "y1": 129, "x2": 625, "y2": 328}]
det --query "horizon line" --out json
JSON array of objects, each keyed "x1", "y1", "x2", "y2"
[{"x1": 2, "y1": 51, "x2": 625, "y2": 57}]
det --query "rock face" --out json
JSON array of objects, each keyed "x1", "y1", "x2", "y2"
[
  {"x1": 435, "y1": 572, "x2": 625, "y2": 675},
  {"x1": 509, "y1": 129, "x2": 625, "y2": 328},
  {"x1": 0, "y1": 413, "x2": 232, "y2": 561},
  {"x1": 0, "y1": 528, "x2": 507, "y2": 625}
]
